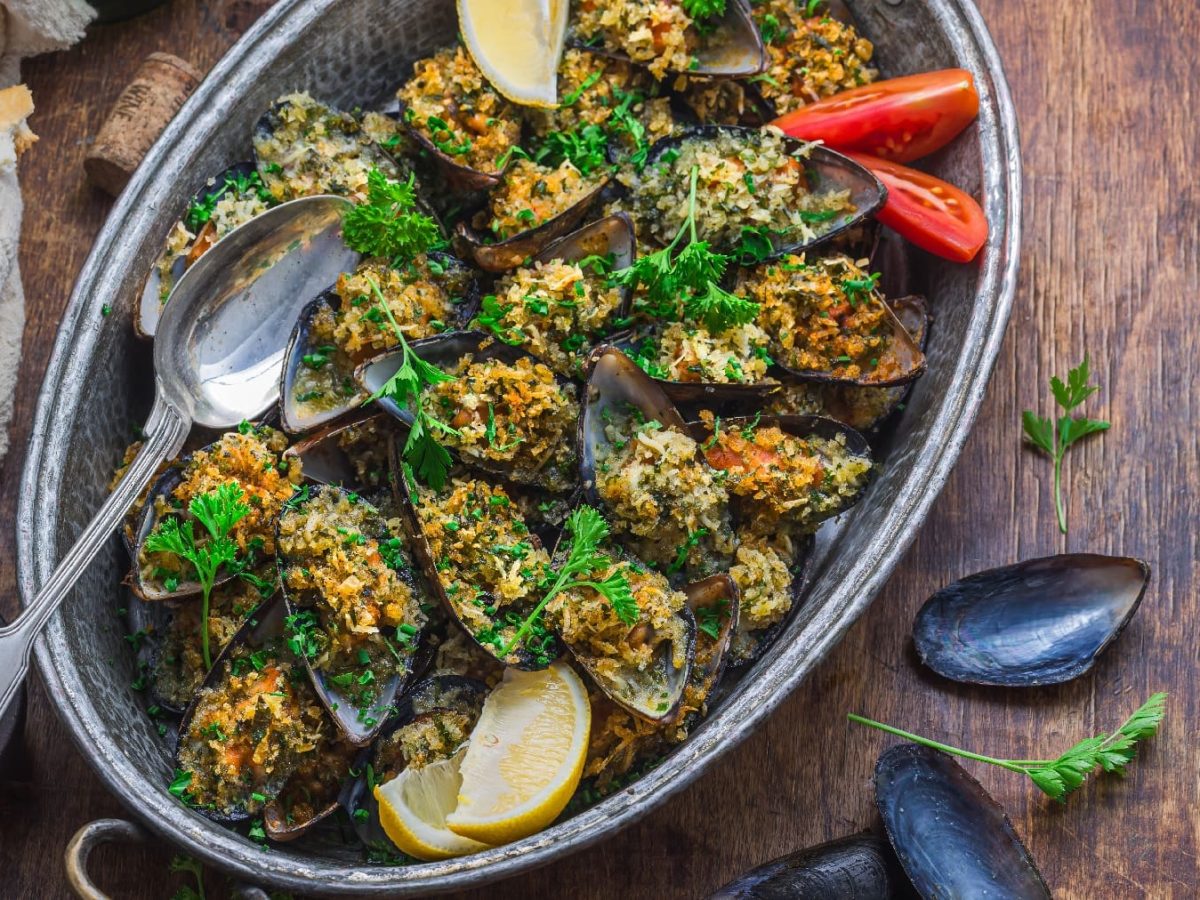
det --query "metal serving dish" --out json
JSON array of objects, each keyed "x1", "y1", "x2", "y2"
[{"x1": 16, "y1": 0, "x2": 1020, "y2": 894}]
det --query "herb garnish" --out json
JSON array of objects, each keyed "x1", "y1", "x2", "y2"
[
  {"x1": 144, "y1": 482, "x2": 251, "y2": 670},
  {"x1": 169, "y1": 854, "x2": 206, "y2": 900},
  {"x1": 342, "y1": 168, "x2": 443, "y2": 263},
  {"x1": 1021, "y1": 354, "x2": 1110, "y2": 534},
  {"x1": 185, "y1": 170, "x2": 272, "y2": 234},
  {"x1": 498, "y1": 506, "x2": 638, "y2": 658},
  {"x1": 682, "y1": 0, "x2": 727, "y2": 21},
  {"x1": 613, "y1": 165, "x2": 759, "y2": 332},
  {"x1": 534, "y1": 123, "x2": 611, "y2": 177},
  {"x1": 364, "y1": 276, "x2": 459, "y2": 489},
  {"x1": 849, "y1": 692, "x2": 1166, "y2": 802}
]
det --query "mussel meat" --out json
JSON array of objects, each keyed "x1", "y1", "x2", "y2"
[
  {"x1": 913, "y1": 554, "x2": 1151, "y2": 687},
  {"x1": 875, "y1": 744, "x2": 1051, "y2": 899}
]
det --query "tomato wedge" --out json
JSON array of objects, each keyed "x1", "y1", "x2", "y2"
[
  {"x1": 770, "y1": 69, "x2": 979, "y2": 164},
  {"x1": 847, "y1": 152, "x2": 988, "y2": 263}
]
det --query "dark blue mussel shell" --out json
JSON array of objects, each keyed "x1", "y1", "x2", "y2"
[
  {"x1": 875, "y1": 744, "x2": 1050, "y2": 900},
  {"x1": 709, "y1": 833, "x2": 907, "y2": 899},
  {"x1": 913, "y1": 554, "x2": 1150, "y2": 687}
]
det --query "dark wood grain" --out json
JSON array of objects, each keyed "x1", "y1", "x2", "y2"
[{"x1": 2, "y1": 0, "x2": 1197, "y2": 897}]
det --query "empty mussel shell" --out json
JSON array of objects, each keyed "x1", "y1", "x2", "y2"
[
  {"x1": 634, "y1": 126, "x2": 885, "y2": 261},
  {"x1": 456, "y1": 176, "x2": 610, "y2": 273},
  {"x1": 570, "y1": 0, "x2": 765, "y2": 79},
  {"x1": 137, "y1": 161, "x2": 270, "y2": 340},
  {"x1": 276, "y1": 484, "x2": 430, "y2": 744},
  {"x1": 913, "y1": 554, "x2": 1151, "y2": 687},
  {"x1": 709, "y1": 833, "x2": 905, "y2": 900},
  {"x1": 875, "y1": 744, "x2": 1051, "y2": 900}
]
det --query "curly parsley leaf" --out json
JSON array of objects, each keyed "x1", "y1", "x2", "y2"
[
  {"x1": 169, "y1": 855, "x2": 206, "y2": 900},
  {"x1": 1022, "y1": 354, "x2": 1110, "y2": 533},
  {"x1": 342, "y1": 168, "x2": 444, "y2": 263},
  {"x1": 683, "y1": 281, "x2": 760, "y2": 333},
  {"x1": 682, "y1": 0, "x2": 727, "y2": 20},
  {"x1": 849, "y1": 692, "x2": 1166, "y2": 803}
]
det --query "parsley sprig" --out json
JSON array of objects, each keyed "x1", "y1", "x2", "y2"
[
  {"x1": 1022, "y1": 354, "x2": 1111, "y2": 534},
  {"x1": 498, "y1": 506, "x2": 638, "y2": 658},
  {"x1": 613, "y1": 165, "x2": 759, "y2": 332},
  {"x1": 144, "y1": 482, "x2": 251, "y2": 670},
  {"x1": 185, "y1": 170, "x2": 271, "y2": 233},
  {"x1": 169, "y1": 855, "x2": 206, "y2": 900},
  {"x1": 849, "y1": 692, "x2": 1167, "y2": 802},
  {"x1": 342, "y1": 168, "x2": 443, "y2": 263},
  {"x1": 682, "y1": 0, "x2": 726, "y2": 21},
  {"x1": 363, "y1": 276, "x2": 459, "y2": 489}
]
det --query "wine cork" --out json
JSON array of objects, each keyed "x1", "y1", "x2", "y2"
[{"x1": 84, "y1": 53, "x2": 203, "y2": 196}]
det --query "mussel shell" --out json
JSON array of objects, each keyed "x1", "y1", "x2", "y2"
[
  {"x1": 175, "y1": 594, "x2": 288, "y2": 824},
  {"x1": 875, "y1": 744, "x2": 1051, "y2": 900},
  {"x1": 724, "y1": 531, "x2": 816, "y2": 670},
  {"x1": 535, "y1": 212, "x2": 637, "y2": 272},
  {"x1": 610, "y1": 331, "x2": 782, "y2": 408},
  {"x1": 638, "y1": 126, "x2": 886, "y2": 260},
  {"x1": 677, "y1": 573, "x2": 739, "y2": 722},
  {"x1": 275, "y1": 484, "x2": 427, "y2": 745},
  {"x1": 393, "y1": 97, "x2": 508, "y2": 192},
  {"x1": 128, "y1": 466, "x2": 236, "y2": 601},
  {"x1": 340, "y1": 674, "x2": 489, "y2": 846},
  {"x1": 262, "y1": 738, "x2": 354, "y2": 842},
  {"x1": 913, "y1": 554, "x2": 1151, "y2": 687},
  {"x1": 279, "y1": 289, "x2": 366, "y2": 434},
  {"x1": 572, "y1": 0, "x2": 765, "y2": 79},
  {"x1": 456, "y1": 177, "x2": 610, "y2": 273},
  {"x1": 709, "y1": 833, "x2": 906, "y2": 900},
  {"x1": 578, "y1": 345, "x2": 689, "y2": 506},
  {"x1": 357, "y1": 329, "x2": 580, "y2": 493},
  {"x1": 388, "y1": 453, "x2": 565, "y2": 672},
  {"x1": 136, "y1": 161, "x2": 264, "y2": 340},
  {"x1": 283, "y1": 410, "x2": 399, "y2": 490}
]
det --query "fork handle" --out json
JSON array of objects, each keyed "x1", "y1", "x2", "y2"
[{"x1": 0, "y1": 391, "x2": 189, "y2": 721}]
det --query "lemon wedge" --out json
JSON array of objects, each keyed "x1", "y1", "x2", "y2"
[
  {"x1": 374, "y1": 747, "x2": 493, "y2": 861},
  {"x1": 457, "y1": 0, "x2": 569, "y2": 108},
  {"x1": 446, "y1": 662, "x2": 590, "y2": 845}
]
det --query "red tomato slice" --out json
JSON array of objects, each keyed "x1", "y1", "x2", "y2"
[
  {"x1": 847, "y1": 152, "x2": 988, "y2": 263},
  {"x1": 770, "y1": 69, "x2": 979, "y2": 163}
]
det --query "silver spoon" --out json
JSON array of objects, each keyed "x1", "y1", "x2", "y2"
[{"x1": 0, "y1": 195, "x2": 360, "y2": 720}]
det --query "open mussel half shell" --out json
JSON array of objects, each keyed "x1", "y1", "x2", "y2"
[
  {"x1": 262, "y1": 733, "x2": 358, "y2": 842},
  {"x1": 913, "y1": 554, "x2": 1151, "y2": 687},
  {"x1": 535, "y1": 212, "x2": 637, "y2": 272},
  {"x1": 637, "y1": 126, "x2": 885, "y2": 260},
  {"x1": 283, "y1": 410, "x2": 402, "y2": 491},
  {"x1": 774, "y1": 293, "x2": 926, "y2": 389},
  {"x1": 875, "y1": 744, "x2": 1051, "y2": 899},
  {"x1": 341, "y1": 674, "x2": 489, "y2": 847},
  {"x1": 275, "y1": 484, "x2": 430, "y2": 745},
  {"x1": 571, "y1": 0, "x2": 765, "y2": 79},
  {"x1": 357, "y1": 329, "x2": 580, "y2": 493},
  {"x1": 677, "y1": 573, "x2": 739, "y2": 722},
  {"x1": 456, "y1": 178, "x2": 610, "y2": 273},
  {"x1": 578, "y1": 345, "x2": 689, "y2": 501},
  {"x1": 709, "y1": 833, "x2": 906, "y2": 900},
  {"x1": 137, "y1": 161, "x2": 268, "y2": 340},
  {"x1": 725, "y1": 531, "x2": 815, "y2": 670},
  {"x1": 393, "y1": 97, "x2": 508, "y2": 193},
  {"x1": 128, "y1": 467, "x2": 234, "y2": 602},
  {"x1": 175, "y1": 595, "x2": 292, "y2": 824},
  {"x1": 279, "y1": 288, "x2": 367, "y2": 434}
]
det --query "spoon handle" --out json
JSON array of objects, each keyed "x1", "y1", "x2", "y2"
[{"x1": 0, "y1": 392, "x2": 190, "y2": 722}]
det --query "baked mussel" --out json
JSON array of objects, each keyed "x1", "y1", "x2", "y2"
[
  {"x1": 129, "y1": 425, "x2": 302, "y2": 602},
  {"x1": 357, "y1": 330, "x2": 581, "y2": 494},
  {"x1": 875, "y1": 744, "x2": 1051, "y2": 899},
  {"x1": 738, "y1": 254, "x2": 926, "y2": 388},
  {"x1": 396, "y1": 471, "x2": 565, "y2": 670},
  {"x1": 568, "y1": 0, "x2": 766, "y2": 81},
  {"x1": 629, "y1": 126, "x2": 885, "y2": 261},
  {"x1": 709, "y1": 833, "x2": 905, "y2": 900},
  {"x1": 471, "y1": 214, "x2": 638, "y2": 379},
  {"x1": 283, "y1": 410, "x2": 404, "y2": 492},
  {"x1": 137, "y1": 161, "x2": 275, "y2": 339},
  {"x1": 674, "y1": 573, "x2": 738, "y2": 726},
  {"x1": 280, "y1": 253, "x2": 479, "y2": 434},
  {"x1": 275, "y1": 485, "x2": 431, "y2": 744},
  {"x1": 579, "y1": 346, "x2": 735, "y2": 581},
  {"x1": 543, "y1": 523, "x2": 697, "y2": 724},
  {"x1": 342, "y1": 674, "x2": 489, "y2": 849},
  {"x1": 174, "y1": 596, "x2": 332, "y2": 825},
  {"x1": 913, "y1": 554, "x2": 1151, "y2": 687}
]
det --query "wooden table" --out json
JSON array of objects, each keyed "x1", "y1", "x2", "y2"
[{"x1": 1, "y1": 0, "x2": 1196, "y2": 896}]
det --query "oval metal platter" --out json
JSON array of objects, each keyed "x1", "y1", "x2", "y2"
[{"x1": 16, "y1": 0, "x2": 1021, "y2": 894}]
